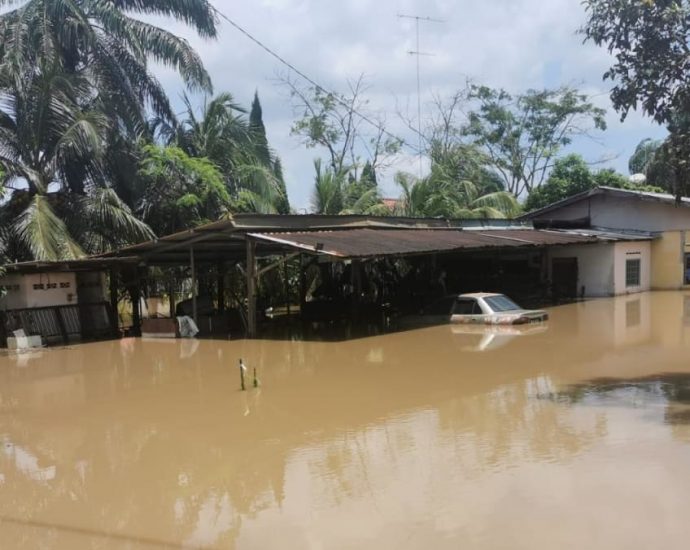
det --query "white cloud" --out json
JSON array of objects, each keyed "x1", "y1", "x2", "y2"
[{"x1": 152, "y1": 0, "x2": 667, "y2": 209}]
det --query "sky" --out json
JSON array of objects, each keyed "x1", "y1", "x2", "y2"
[{"x1": 153, "y1": 0, "x2": 668, "y2": 210}]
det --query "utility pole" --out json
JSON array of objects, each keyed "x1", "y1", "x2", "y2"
[{"x1": 398, "y1": 13, "x2": 444, "y2": 178}]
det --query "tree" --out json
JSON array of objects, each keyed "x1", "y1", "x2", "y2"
[
  {"x1": 394, "y1": 172, "x2": 521, "y2": 219},
  {"x1": 629, "y1": 138, "x2": 662, "y2": 175},
  {"x1": 250, "y1": 91, "x2": 290, "y2": 213},
  {"x1": 136, "y1": 145, "x2": 230, "y2": 236},
  {"x1": 309, "y1": 159, "x2": 385, "y2": 215},
  {"x1": 582, "y1": 0, "x2": 690, "y2": 197},
  {"x1": 0, "y1": 0, "x2": 218, "y2": 261},
  {"x1": 0, "y1": 61, "x2": 153, "y2": 261},
  {"x1": 311, "y1": 160, "x2": 345, "y2": 215},
  {"x1": 524, "y1": 154, "x2": 663, "y2": 212},
  {"x1": 170, "y1": 93, "x2": 285, "y2": 214},
  {"x1": 463, "y1": 85, "x2": 607, "y2": 197},
  {"x1": 0, "y1": 0, "x2": 217, "y2": 130},
  {"x1": 286, "y1": 74, "x2": 402, "y2": 179}
]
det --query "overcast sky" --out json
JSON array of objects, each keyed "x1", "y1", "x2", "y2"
[{"x1": 154, "y1": 0, "x2": 667, "y2": 210}]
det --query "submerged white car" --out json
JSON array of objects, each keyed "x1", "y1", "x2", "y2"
[{"x1": 405, "y1": 293, "x2": 549, "y2": 326}]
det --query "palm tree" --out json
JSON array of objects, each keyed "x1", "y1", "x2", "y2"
[
  {"x1": 394, "y1": 171, "x2": 521, "y2": 219},
  {"x1": 311, "y1": 160, "x2": 346, "y2": 215},
  {"x1": 0, "y1": 0, "x2": 218, "y2": 261},
  {"x1": 170, "y1": 93, "x2": 284, "y2": 214},
  {"x1": 0, "y1": 63, "x2": 153, "y2": 260},
  {"x1": 0, "y1": 0, "x2": 217, "y2": 130}
]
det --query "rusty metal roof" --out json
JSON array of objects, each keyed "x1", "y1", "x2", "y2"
[{"x1": 248, "y1": 228, "x2": 638, "y2": 258}]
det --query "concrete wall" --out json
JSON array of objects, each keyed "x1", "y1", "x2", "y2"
[
  {"x1": 650, "y1": 231, "x2": 685, "y2": 289},
  {"x1": 533, "y1": 194, "x2": 688, "y2": 292},
  {"x1": 546, "y1": 241, "x2": 651, "y2": 298},
  {"x1": 548, "y1": 243, "x2": 615, "y2": 297},
  {"x1": 0, "y1": 273, "x2": 77, "y2": 310},
  {"x1": 613, "y1": 241, "x2": 651, "y2": 295}
]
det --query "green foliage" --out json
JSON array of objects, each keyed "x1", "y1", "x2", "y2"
[
  {"x1": 0, "y1": 0, "x2": 218, "y2": 261},
  {"x1": 137, "y1": 144, "x2": 230, "y2": 234},
  {"x1": 288, "y1": 76, "x2": 402, "y2": 179},
  {"x1": 629, "y1": 138, "x2": 663, "y2": 175},
  {"x1": 582, "y1": 0, "x2": 690, "y2": 198},
  {"x1": 582, "y1": 0, "x2": 690, "y2": 125},
  {"x1": 464, "y1": 85, "x2": 607, "y2": 196},
  {"x1": 0, "y1": 0, "x2": 217, "y2": 129},
  {"x1": 524, "y1": 154, "x2": 664, "y2": 212},
  {"x1": 394, "y1": 172, "x2": 521, "y2": 219},
  {"x1": 167, "y1": 91, "x2": 288, "y2": 215}
]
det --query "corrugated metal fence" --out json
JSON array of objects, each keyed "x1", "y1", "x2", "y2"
[{"x1": 0, "y1": 302, "x2": 116, "y2": 346}]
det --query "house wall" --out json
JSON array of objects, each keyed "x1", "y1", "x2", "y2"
[
  {"x1": 537, "y1": 194, "x2": 690, "y2": 232},
  {"x1": 650, "y1": 231, "x2": 685, "y2": 289},
  {"x1": 533, "y1": 193, "x2": 690, "y2": 292},
  {"x1": 546, "y1": 241, "x2": 651, "y2": 298},
  {"x1": 0, "y1": 273, "x2": 77, "y2": 310},
  {"x1": 613, "y1": 241, "x2": 651, "y2": 295},
  {"x1": 547, "y1": 243, "x2": 615, "y2": 297}
]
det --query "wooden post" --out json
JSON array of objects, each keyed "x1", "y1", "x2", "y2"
[
  {"x1": 246, "y1": 239, "x2": 258, "y2": 338},
  {"x1": 190, "y1": 246, "x2": 197, "y2": 324},
  {"x1": 299, "y1": 254, "x2": 307, "y2": 313},
  {"x1": 239, "y1": 359, "x2": 246, "y2": 391},
  {"x1": 131, "y1": 268, "x2": 142, "y2": 337},
  {"x1": 109, "y1": 268, "x2": 119, "y2": 335},
  {"x1": 168, "y1": 276, "x2": 176, "y2": 319},
  {"x1": 284, "y1": 254, "x2": 291, "y2": 317},
  {"x1": 217, "y1": 261, "x2": 226, "y2": 314}
]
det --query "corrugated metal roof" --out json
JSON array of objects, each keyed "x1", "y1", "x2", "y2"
[{"x1": 249, "y1": 228, "x2": 643, "y2": 258}]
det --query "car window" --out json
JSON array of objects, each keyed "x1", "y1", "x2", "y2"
[
  {"x1": 453, "y1": 299, "x2": 476, "y2": 315},
  {"x1": 484, "y1": 295, "x2": 521, "y2": 312}
]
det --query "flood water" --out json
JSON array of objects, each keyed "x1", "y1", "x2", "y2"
[{"x1": 2, "y1": 292, "x2": 690, "y2": 549}]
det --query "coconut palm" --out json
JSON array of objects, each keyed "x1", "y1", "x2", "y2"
[{"x1": 0, "y1": 61, "x2": 153, "y2": 261}]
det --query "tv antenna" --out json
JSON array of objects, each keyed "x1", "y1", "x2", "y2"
[{"x1": 398, "y1": 14, "x2": 445, "y2": 177}]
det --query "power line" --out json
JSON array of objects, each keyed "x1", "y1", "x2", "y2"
[{"x1": 211, "y1": 5, "x2": 422, "y2": 155}]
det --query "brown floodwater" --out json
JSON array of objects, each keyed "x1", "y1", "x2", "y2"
[{"x1": 2, "y1": 291, "x2": 690, "y2": 549}]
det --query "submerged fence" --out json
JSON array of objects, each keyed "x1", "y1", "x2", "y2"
[{"x1": 0, "y1": 302, "x2": 117, "y2": 346}]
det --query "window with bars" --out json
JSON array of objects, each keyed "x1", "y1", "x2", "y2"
[{"x1": 626, "y1": 258, "x2": 641, "y2": 287}]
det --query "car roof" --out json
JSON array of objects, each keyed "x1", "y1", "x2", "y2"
[{"x1": 458, "y1": 292, "x2": 505, "y2": 299}]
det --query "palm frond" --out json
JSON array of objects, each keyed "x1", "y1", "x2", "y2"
[{"x1": 14, "y1": 194, "x2": 84, "y2": 260}]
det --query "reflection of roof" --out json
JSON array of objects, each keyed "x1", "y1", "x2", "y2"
[
  {"x1": 521, "y1": 186, "x2": 690, "y2": 220},
  {"x1": 459, "y1": 292, "x2": 503, "y2": 299}
]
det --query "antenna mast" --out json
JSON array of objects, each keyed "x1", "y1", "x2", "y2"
[{"x1": 398, "y1": 14, "x2": 444, "y2": 178}]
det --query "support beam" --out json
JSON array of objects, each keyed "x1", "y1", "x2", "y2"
[
  {"x1": 190, "y1": 246, "x2": 197, "y2": 324},
  {"x1": 131, "y1": 268, "x2": 142, "y2": 337},
  {"x1": 109, "y1": 268, "x2": 119, "y2": 336},
  {"x1": 217, "y1": 261, "x2": 226, "y2": 314},
  {"x1": 246, "y1": 239, "x2": 258, "y2": 338},
  {"x1": 299, "y1": 254, "x2": 307, "y2": 314},
  {"x1": 284, "y1": 254, "x2": 291, "y2": 317}
]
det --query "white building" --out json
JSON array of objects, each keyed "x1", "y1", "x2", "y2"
[{"x1": 524, "y1": 186, "x2": 690, "y2": 292}]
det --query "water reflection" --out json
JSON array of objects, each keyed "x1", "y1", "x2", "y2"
[
  {"x1": 1, "y1": 292, "x2": 690, "y2": 548},
  {"x1": 548, "y1": 373, "x2": 690, "y2": 426}
]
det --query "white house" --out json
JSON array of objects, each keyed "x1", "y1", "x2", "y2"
[{"x1": 524, "y1": 186, "x2": 690, "y2": 293}]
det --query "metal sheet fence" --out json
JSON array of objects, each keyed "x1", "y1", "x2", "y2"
[{"x1": 0, "y1": 302, "x2": 116, "y2": 346}]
